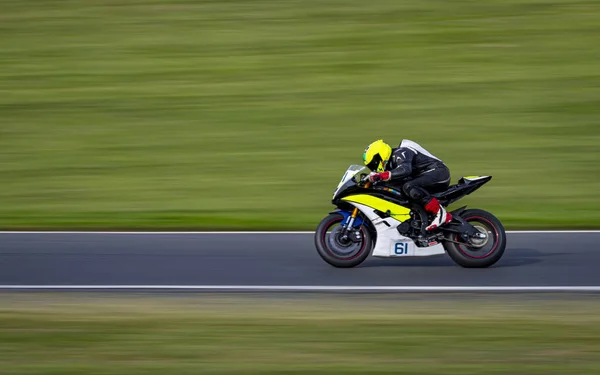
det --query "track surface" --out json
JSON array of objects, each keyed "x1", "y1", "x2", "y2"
[{"x1": 1, "y1": 232, "x2": 599, "y2": 289}]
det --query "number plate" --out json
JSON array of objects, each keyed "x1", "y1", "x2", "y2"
[{"x1": 393, "y1": 241, "x2": 410, "y2": 256}]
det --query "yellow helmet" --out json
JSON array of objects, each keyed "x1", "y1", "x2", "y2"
[{"x1": 363, "y1": 139, "x2": 392, "y2": 172}]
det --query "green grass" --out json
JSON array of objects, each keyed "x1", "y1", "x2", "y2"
[
  {"x1": 1, "y1": 0, "x2": 599, "y2": 230},
  {"x1": 1, "y1": 295, "x2": 600, "y2": 374}
]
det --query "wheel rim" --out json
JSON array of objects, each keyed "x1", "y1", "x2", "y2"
[
  {"x1": 455, "y1": 216, "x2": 499, "y2": 259},
  {"x1": 321, "y1": 218, "x2": 366, "y2": 261}
]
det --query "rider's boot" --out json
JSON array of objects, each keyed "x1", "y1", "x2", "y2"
[{"x1": 425, "y1": 197, "x2": 452, "y2": 231}]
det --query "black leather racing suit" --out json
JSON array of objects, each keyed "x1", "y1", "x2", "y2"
[{"x1": 384, "y1": 139, "x2": 451, "y2": 205}]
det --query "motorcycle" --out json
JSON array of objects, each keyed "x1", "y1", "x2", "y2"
[{"x1": 314, "y1": 164, "x2": 507, "y2": 268}]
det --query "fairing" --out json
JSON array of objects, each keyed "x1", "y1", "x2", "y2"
[{"x1": 433, "y1": 175, "x2": 492, "y2": 206}]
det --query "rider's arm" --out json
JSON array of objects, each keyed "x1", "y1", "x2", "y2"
[{"x1": 387, "y1": 148, "x2": 415, "y2": 181}]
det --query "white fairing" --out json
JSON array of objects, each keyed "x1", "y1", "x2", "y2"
[
  {"x1": 348, "y1": 202, "x2": 446, "y2": 258},
  {"x1": 332, "y1": 164, "x2": 368, "y2": 199},
  {"x1": 400, "y1": 139, "x2": 441, "y2": 161}
]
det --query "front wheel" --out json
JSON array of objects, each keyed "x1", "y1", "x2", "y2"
[
  {"x1": 314, "y1": 213, "x2": 373, "y2": 268},
  {"x1": 443, "y1": 209, "x2": 507, "y2": 268}
]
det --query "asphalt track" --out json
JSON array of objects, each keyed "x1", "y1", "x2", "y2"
[{"x1": 1, "y1": 231, "x2": 600, "y2": 292}]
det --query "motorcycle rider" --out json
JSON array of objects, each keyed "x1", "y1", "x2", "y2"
[{"x1": 362, "y1": 139, "x2": 452, "y2": 231}]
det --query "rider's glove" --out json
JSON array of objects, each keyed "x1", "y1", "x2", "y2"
[{"x1": 369, "y1": 171, "x2": 391, "y2": 183}]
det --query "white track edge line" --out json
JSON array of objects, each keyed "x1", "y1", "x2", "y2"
[
  {"x1": 1, "y1": 230, "x2": 599, "y2": 234},
  {"x1": 0, "y1": 285, "x2": 600, "y2": 292}
]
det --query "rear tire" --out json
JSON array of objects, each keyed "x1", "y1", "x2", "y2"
[
  {"x1": 443, "y1": 209, "x2": 506, "y2": 268},
  {"x1": 314, "y1": 213, "x2": 373, "y2": 268}
]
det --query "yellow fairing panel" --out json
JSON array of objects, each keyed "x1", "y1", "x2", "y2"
[{"x1": 341, "y1": 194, "x2": 411, "y2": 222}]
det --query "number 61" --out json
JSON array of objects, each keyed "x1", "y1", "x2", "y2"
[{"x1": 394, "y1": 242, "x2": 408, "y2": 255}]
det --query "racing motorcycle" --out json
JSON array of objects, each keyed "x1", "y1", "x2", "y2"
[{"x1": 314, "y1": 164, "x2": 507, "y2": 268}]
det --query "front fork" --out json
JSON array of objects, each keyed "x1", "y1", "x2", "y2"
[
  {"x1": 339, "y1": 207, "x2": 361, "y2": 243},
  {"x1": 340, "y1": 181, "x2": 370, "y2": 241},
  {"x1": 344, "y1": 207, "x2": 360, "y2": 229}
]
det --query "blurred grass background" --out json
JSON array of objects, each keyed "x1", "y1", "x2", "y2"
[
  {"x1": 1, "y1": 294, "x2": 600, "y2": 374},
  {"x1": 1, "y1": 0, "x2": 599, "y2": 230}
]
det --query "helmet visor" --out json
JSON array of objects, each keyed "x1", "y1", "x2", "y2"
[{"x1": 365, "y1": 154, "x2": 382, "y2": 172}]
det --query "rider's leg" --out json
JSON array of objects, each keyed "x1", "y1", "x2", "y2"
[{"x1": 401, "y1": 167, "x2": 452, "y2": 231}]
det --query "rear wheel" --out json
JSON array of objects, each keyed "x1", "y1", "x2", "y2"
[
  {"x1": 314, "y1": 213, "x2": 373, "y2": 268},
  {"x1": 443, "y1": 209, "x2": 506, "y2": 268}
]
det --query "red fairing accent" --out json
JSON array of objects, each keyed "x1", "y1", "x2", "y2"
[{"x1": 424, "y1": 197, "x2": 440, "y2": 213}]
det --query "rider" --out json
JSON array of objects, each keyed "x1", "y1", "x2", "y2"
[{"x1": 362, "y1": 139, "x2": 452, "y2": 231}]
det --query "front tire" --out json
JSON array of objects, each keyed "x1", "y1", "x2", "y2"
[
  {"x1": 443, "y1": 209, "x2": 506, "y2": 268},
  {"x1": 314, "y1": 213, "x2": 373, "y2": 268}
]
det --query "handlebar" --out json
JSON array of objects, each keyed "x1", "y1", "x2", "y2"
[{"x1": 358, "y1": 173, "x2": 372, "y2": 188}]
